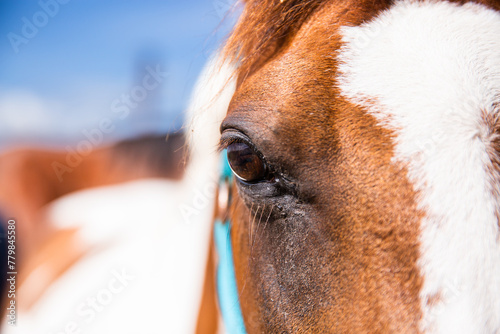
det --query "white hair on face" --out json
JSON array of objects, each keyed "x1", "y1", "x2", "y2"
[
  {"x1": 186, "y1": 51, "x2": 236, "y2": 170},
  {"x1": 184, "y1": 50, "x2": 236, "y2": 334},
  {"x1": 337, "y1": 1, "x2": 500, "y2": 333}
]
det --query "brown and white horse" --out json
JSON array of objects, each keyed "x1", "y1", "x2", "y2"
[
  {"x1": 0, "y1": 134, "x2": 204, "y2": 333},
  {"x1": 0, "y1": 134, "x2": 185, "y2": 261},
  {"x1": 207, "y1": 0, "x2": 500, "y2": 332}
]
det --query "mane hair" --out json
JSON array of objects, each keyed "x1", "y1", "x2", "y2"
[
  {"x1": 223, "y1": 0, "x2": 500, "y2": 79},
  {"x1": 224, "y1": 0, "x2": 326, "y2": 79}
]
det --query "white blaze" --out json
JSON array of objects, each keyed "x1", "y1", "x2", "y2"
[{"x1": 337, "y1": 1, "x2": 500, "y2": 333}]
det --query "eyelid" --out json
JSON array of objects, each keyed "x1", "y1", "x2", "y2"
[
  {"x1": 218, "y1": 130, "x2": 258, "y2": 154},
  {"x1": 220, "y1": 130, "x2": 298, "y2": 194},
  {"x1": 217, "y1": 135, "x2": 239, "y2": 152},
  {"x1": 219, "y1": 130, "x2": 272, "y2": 172}
]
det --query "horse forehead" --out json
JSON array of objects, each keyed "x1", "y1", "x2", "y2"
[
  {"x1": 228, "y1": 30, "x2": 339, "y2": 145},
  {"x1": 230, "y1": 0, "x2": 500, "y2": 152},
  {"x1": 228, "y1": 1, "x2": 388, "y2": 134}
]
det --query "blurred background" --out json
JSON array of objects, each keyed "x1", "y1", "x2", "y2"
[
  {"x1": 0, "y1": 0, "x2": 236, "y2": 149},
  {"x1": 0, "y1": 1, "x2": 239, "y2": 333}
]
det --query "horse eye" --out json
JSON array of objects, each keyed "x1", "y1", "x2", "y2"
[{"x1": 227, "y1": 142, "x2": 266, "y2": 182}]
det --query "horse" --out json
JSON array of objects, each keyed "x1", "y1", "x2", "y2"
[
  {"x1": 204, "y1": 0, "x2": 500, "y2": 332},
  {"x1": 0, "y1": 134, "x2": 202, "y2": 333},
  {"x1": 0, "y1": 134, "x2": 185, "y2": 260}
]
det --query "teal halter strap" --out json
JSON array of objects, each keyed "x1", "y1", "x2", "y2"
[{"x1": 214, "y1": 152, "x2": 247, "y2": 334}]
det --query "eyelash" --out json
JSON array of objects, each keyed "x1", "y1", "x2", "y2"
[
  {"x1": 218, "y1": 132, "x2": 264, "y2": 160},
  {"x1": 217, "y1": 136, "x2": 241, "y2": 152}
]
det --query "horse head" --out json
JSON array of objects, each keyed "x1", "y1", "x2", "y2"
[{"x1": 217, "y1": 0, "x2": 500, "y2": 332}]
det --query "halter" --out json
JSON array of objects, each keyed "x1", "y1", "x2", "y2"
[{"x1": 214, "y1": 152, "x2": 247, "y2": 334}]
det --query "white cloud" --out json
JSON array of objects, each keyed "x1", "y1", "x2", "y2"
[{"x1": 0, "y1": 89, "x2": 58, "y2": 136}]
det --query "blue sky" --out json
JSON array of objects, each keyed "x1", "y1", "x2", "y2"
[{"x1": 0, "y1": 0, "x2": 237, "y2": 148}]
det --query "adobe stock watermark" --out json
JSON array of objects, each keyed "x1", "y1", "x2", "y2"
[
  {"x1": 179, "y1": 178, "x2": 218, "y2": 225},
  {"x1": 51, "y1": 64, "x2": 168, "y2": 182},
  {"x1": 7, "y1": 0, "x2": 71, "y2": 54},
  {"x1": 48, "y1": 267, "x2": 134, "y2": 334}
]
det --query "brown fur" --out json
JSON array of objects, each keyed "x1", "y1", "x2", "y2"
[
  {"x1": 219, "y1": 0, "x2": 437, "y2": 332},
  {"x1": 222, "y1": 1, "x2": 500, "y2": 331},
  {"x1": 481, "y1": 109, "x2": 500, "y2": 231},
  {"x1": 195, "y1": 241, "x2": 219, "y2": 334}
]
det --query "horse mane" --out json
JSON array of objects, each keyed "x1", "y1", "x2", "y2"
[
  {"x1": 224, "y1": 0, "x2": 326, "y2": 79},
  {"x1": 223, "y1": 0, "x2": 500, "y2": 79}
]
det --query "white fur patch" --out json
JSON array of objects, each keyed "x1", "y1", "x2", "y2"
[{"x1": 337, "y1": 1, "x2": 500, "y2": 333}]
